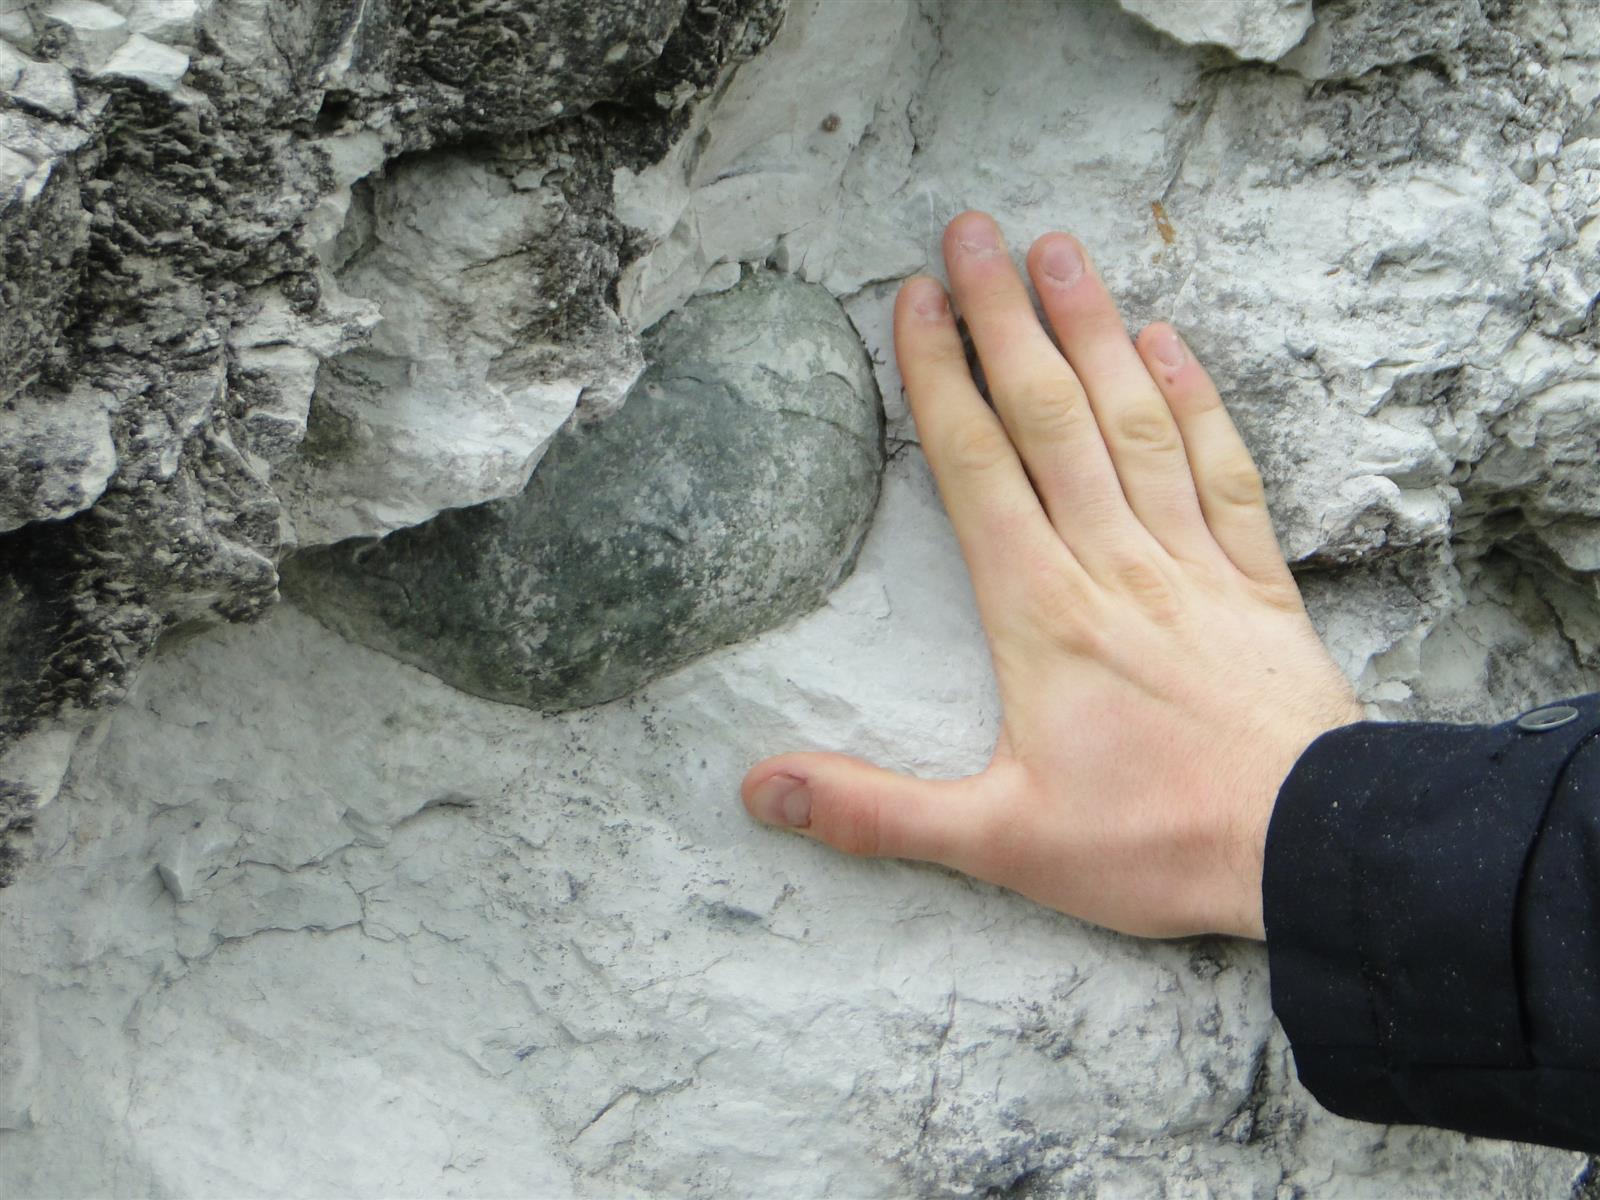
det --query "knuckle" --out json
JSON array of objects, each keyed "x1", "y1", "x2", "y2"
[
  {"x1": 943, "y1": 420, "x2": 1013, "y2": 473},
  {"x1": 1010, "y1": 562, "x2": 1107, "y2": 657},
  {"x1": 1011, "y1": 374, "x2": 1090, "y2": 443},
  {"x1": 1025, "y1": 573, "x2": 1092, "y2": 644},
  {"x1": 1251, "y1": 573, "x2": 1305, "y2": 614},
  {"x1": 966, "y1": 277, "x2": 1022, "y2": 312},
  {"x1": 828, "y1": 797, "x2": 883, "y2": 858},
  {"x1": 1209, "y1": 458, "x2": 1267, "y2": 508},
  {"x1": 1112, "y1": 406, "x2": 1183, "y2": 454},
  {"x1": 1107, "y1": 554, "x2": 1180, "y2": 622}
]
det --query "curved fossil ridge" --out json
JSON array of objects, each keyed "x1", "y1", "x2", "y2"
[{"x1": 283, "y1": 270, "x2": 885, "y2": 710}]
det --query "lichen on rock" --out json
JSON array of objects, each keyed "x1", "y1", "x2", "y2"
[{"x1": 285, "y1": 269, "x2": 885, "y2": 710}]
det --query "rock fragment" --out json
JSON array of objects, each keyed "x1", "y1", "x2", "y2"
[
  {"x1": 0, "y1": 40, "x2": 76, "y2": 117},
  {"x1": 0, "y1": 389, "x2": 116, "y2": 532},
  {"x1": 1280, "y1": 0, "x2": 1483, "y2": 79},
  {"x1": 94, "y1": 32, "x2": 189, "y2": 92},
  {"x1": 1117, "y1": 0, "x2": 1312, "y2": 61}
]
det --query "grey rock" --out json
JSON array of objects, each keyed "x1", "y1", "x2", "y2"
[
  {"x1": 0, "y1": 388, "x2": 115, "y2": 532},
  {"x1": 273, "y1": 144, "x2": 646, "y2": 546},
  {"x1": 315, "y1": 0, "x2": 686, "y2": 140},
  {"x1": 284, "y1": 270, "x2": 884, "y2": 710},
  {"x1": 36, "y1": 0, "x2": 128, "y2": 71},
  {"x1": 0, "y1": 108, "x2": 89, "y2": 405},
  {"x1": 1281, "y1": 0, "x2": 1484, "y2": 79},
  {"x1": 0, "y1": 975, "x2": 39, "y2": 1128},
  {"x1": 125, "y1": 0, "x2": 199, "y2": 46},
  {"x1": 0, "y1": 1, "x2": 33, "y2": 47},
  {"x1": 307, "y1": 0, "x2": 786, "y2": 150},
  {"x1": 93, "y1": 31, "x2": 188, "y2": 91}
]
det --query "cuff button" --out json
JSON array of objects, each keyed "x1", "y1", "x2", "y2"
[{"x1": 1517, "y1": 704, "x2": 1579, "y2": 732}]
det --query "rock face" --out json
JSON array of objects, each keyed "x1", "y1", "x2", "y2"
[
  {"x1": 285, "y1": 270, "x2": 884, "y2": 710},
  {"x1": 3, "y1": 0, "x2": 1600, "y2": 1196},
  {"x1": 0, "y1": 0, "x2": 784, "y2": 866}
]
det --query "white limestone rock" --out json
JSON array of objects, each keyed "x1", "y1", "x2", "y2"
[
  {"x1": 1116, "y1": 0, "x2": 1313, "y2": 61},
  {"x1": 0, "y1": 0, "x2": 35, "y2": 46},
  {"x1": 615, "y1": 0, "x2": 927, "y2": 330},
  {"x1": 622, "y1": 0, "x2": 1600, "y2": 719},
  {"x1": 0, "y1": 976, "x2": 40, "y2": 1129},
  {"x1": 274, "y1": 150, "x2": 644, "y2": 546},
  {"x1": 226, "y1": 282, "x2": 380, "y2": 470},
  {"x1": 0, "y1": 101, "x2": 87, "y2": 207},
  {"x1": 0, "y1": 459, "x2": 1589, "y2": 1196},
  {"x1": 38, "y1": 0, "x2": 128, "y2": 71},
  {"x1": 0, "y1": 0, "x2": 775, "y2": 797},
  {"x1": 93, "y1": 31, "x2": 188, "y2": 91},
  {"x1": 0, "y1": 39, "x2": 76, "y2": 117},
  {"x1": 124, "y1": 0, "x2": 199, "y2": 45}
]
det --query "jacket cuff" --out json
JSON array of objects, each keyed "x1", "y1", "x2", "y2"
[{"x1": 1262, "y1": 694, "x2": 1600, "y2": 1132}]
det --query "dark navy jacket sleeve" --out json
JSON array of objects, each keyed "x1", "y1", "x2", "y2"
[{"x1": 1262, "y1": 692, "x2": 1600, "y2": 1152}]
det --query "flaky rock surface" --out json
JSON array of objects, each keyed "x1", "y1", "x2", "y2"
[
  {"x1": 2, "y1": 0, "x2": 1598, "y2": 1195},
  {"x1": 285, "y1": 270, "x2": 883, "y2": 710}
]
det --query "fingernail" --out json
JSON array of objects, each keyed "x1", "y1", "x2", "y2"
[
  {"x1": 905, "y1": 277, "x2": 948, "y2": 320},
  {"x1": 749, "y1": 774, "x2": 812, "y2": 828},
  {"x1": 952, "y1": 214, "x2": 1001, "y2": 257},
  {"x1": 1150, "y1": 325, "x2": 1187, "y2": 369},
  {"x1": 1039, "y1": 237, "x2": 1084, "y2": 286}
]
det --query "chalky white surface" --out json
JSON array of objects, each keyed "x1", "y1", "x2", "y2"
[
  {"x1": 3, "y1": 0, "x2": 1599, "y2": 1195},
  {"x1": 3, "y1": 456, "x2": 1585, "y2": 1197},
  {"x1": 273, "y1": 149, "x2": 629, "y2": 546},
  {"x1": 1118, "y1": 0, "x2": 1313, "y2": 61}
]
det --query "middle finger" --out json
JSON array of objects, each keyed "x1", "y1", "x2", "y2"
[{"x1": 943, "y1": 212, "x2": 1150, "y2": 566}]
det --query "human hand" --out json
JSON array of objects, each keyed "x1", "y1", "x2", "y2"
[{"x1": 740, "y1": 212, "x2": 1363, "y2": 940}]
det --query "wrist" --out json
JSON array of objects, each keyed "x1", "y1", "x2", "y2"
[{"x1": 1226, "y1": 698, "x2": 1366, "y2": 941}]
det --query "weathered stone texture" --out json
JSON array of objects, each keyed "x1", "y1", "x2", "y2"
[
  {"x1": 2, "y1": 0, "x2": 1599, "y2": 1196},
  {"x1": 271, "y1": 141, "x2": 641, "y2": 546},
  {"x1": 0, "y1": 0, "x2": 786, "y2": 855},
  {"x1": 0, "y1": 389, "x2": 114, "y2": 531}
]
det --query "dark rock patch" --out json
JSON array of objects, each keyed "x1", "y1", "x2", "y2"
[{"x1": 284, "y1": 270, "x2": 883, "y2": 710}]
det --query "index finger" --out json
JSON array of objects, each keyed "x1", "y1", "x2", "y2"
[{"x1": 894, "y1": 277, "x2": 1074, "y2": 602}]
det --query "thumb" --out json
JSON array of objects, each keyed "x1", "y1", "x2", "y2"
[{"x1": 740, "y1": 751, "x2": 991, "y2": 868}]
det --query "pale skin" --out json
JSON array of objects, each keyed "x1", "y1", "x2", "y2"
[{"x1": 740, "y1": 211, "x2": 1365, "y2": 941}]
